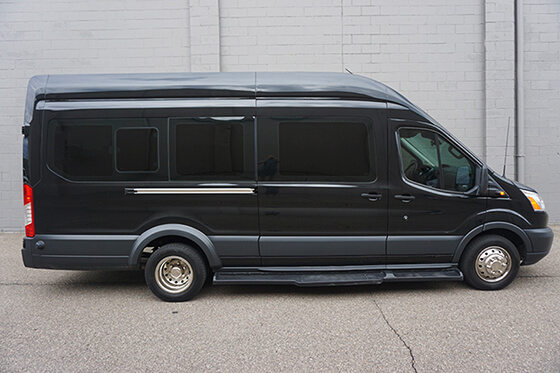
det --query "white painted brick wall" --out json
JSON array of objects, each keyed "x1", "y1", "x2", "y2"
[
  {"x1": 190, "y1": 0, "x2": 220, "y2": 71},
  {"x1": 523, "y1": 0, "x2": 560, "y2": 221},
  {"x1": 220, "y1": 0, "x2": 343, "y2": 72},
  {"x1": 484, "y1": 0, "x2": 516, "y2": 178}
]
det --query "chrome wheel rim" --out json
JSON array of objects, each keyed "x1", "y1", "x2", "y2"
[
  {"x1": 475, "y1": 246, "x2": 512, "y2": 282},
  {"x1": 155, "y1": 256, "x2": 193, "y2": 293}
]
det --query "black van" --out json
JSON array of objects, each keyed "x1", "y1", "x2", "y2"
[{"x1": 22, "y1": 72, "x2": 553, "y2": 301}]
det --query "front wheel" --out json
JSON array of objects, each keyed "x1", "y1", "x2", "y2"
[
  {"x1": 460, "y1": 235, "x2": 520, "y2": 290},
  {"x1": 145, "y1": 243, "x2": 207, "y2": 302}
]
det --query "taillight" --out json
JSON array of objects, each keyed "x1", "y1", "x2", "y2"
[{"x1": 23, "y1": 183, "x2": 35, "y2": 237}]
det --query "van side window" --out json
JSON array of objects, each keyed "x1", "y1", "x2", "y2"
[
  {"x1": 116, "y1": 128, "x2": 158, "y2": 172},
  {"x1": 258, "y1": 117, "x2": 375, "y2": 182},
  {"x1": 52, "y1": 123, "x2": 113, "y2": 177},
  {"x1": 48, "y1": 118, "x2": 165, "y2": 181},
  {"x1": 170, "y1": 117, "x2": 253, "y2": 181},
  {"x1": 399, "y1": 128, "x2": 475, "y2": 192}
]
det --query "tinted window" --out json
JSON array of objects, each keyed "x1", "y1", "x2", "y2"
[
  {"x1": 116, "y1": 128, "x2": 158, "y2": 172},
  {"x1": 171, "y1": 117, "x2": 252, "y2": 180},
  {"x1": 438, "y1": 136, "x2": 476, "y2": 192},
  {"x1": 258, "y1": 117, "x2": 375, "y2": 182},
  {"x1": 399, "y1": 129, "x2": 440, "y2": 188},
  {"x1": 52, "y1": 124, "x2": 113, "y2": 177},
  {"x1": 399, "y1": 128, "x2": 475, "y2": 192},
  {"x1": 48, "y1": 118, "x2": 165, "y2": 181}
]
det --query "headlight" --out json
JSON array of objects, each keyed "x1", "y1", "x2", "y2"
[{"x1": 521, "y1": 190, "x2": 546, "y2": 211}]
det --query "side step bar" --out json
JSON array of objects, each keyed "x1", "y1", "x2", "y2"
[{"x1": 213, "y1": 268, "x2": 463, "y2": 287}]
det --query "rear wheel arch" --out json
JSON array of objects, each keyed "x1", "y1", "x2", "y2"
[{"x1": 129, "y1": 224, "x2": 222, "y2": 270}]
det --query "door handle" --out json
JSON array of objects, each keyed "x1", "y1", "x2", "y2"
[
  {"x1": 394, "y1": 194, "x2": 415, "y2": 203},
  {"x1": 361, "y1": 192, "x2": 382, "y2": 202}
]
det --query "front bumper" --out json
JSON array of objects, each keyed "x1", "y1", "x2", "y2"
[{"x1": 523, "y1": 227, "x2": 554, "y2": 265}]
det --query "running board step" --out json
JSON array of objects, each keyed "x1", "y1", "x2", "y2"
[{"x1": 213, "y1": 268, "x2": 463, "y2": 287}]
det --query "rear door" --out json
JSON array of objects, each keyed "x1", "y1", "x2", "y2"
[
  {"x1": 256, "y1": 100, "x2": 387, "y2": 266},
  {"x1": 36, "y1": 100, "x2": 260, "y2": 266}
]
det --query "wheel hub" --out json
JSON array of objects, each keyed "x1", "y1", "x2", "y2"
[
  {"x1": 475, "y1": 246, "x2": 512, "y2": 282},
  {"x1": 155, "y1": 256, "x2": 193, "y2": 293},
  {"x1": 169, "y1": 266, "x2": 182, "y2": 280}
]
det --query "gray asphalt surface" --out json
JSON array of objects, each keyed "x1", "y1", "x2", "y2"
[{"x1": 1, "y1": 227, "x2": 559, "y2": 372}]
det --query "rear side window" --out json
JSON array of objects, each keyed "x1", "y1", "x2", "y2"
[
  {"x1": 48, "y1": 119, "x2": 164, "y2": 181},
  {"x1": 258, "y1": 117, "x2": 375, "y2": 182},
  {"x1": 116, "y1": 128, "x2": 158, "y2": 172},
  {"x1": 170, "y1": 117, "x2": 254, "y2": 181},
  {"x1": 52, "y1": 124, "x2": 113, "y2": 177}
]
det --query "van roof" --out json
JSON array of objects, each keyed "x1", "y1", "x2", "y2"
[
  {"x1": 23, "y1": 72, "x2": 474, "y2": 166},
  {"x1": 27, "y1": 72, "x2": 413, "y2": 105}
]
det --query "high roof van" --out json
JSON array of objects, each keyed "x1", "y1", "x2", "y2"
[{"x1": 22, "y1": 72, "x2": 553, "y2": 301}]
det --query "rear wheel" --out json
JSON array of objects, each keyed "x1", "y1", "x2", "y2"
[
  {"x1": 460, "y1": 235, "x2": 520, "y2": 290},
  {"x1": 145, "y1": 243, "x2": 207, "y2": 302}
]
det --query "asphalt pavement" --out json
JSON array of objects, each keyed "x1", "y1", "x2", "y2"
[{"x1": 1, "y1": 227, "x2": 559, "y2": 372}]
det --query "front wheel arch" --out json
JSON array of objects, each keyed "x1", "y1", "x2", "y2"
[{"x1": 453, "y1": 223, "x2": 530, "y2": 264}]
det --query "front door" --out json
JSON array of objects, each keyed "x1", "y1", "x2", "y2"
[
  {"x1": 256, "y1": 101, "x2": 388, "y2": 266},
  {"x1": 387, "y1": 119, "x2": 486, "y2": 264}
]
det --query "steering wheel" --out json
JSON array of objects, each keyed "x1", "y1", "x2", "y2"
[
  {"x1": 420, "y1": 165, "x2": 439, "y2": 186},
  {"x1": 404, "y1": 160, "x2": 418, "y2": 178}
]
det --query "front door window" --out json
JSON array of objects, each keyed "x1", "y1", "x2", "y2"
[{"x1": 399, "y1": 128, "x2": 475, "y2": 193}]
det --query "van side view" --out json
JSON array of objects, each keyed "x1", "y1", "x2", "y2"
[{"x1": 22, "y1": 72, "x2": 553, "y2": 301}]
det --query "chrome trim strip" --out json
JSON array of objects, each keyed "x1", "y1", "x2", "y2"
[
  {"x1": 38, "y1": 99, "x2": 255, "y2": 111},
  {"x1": 130, "y1": 188, "x2": 255, "y2": 195},
  {"x1": 258, "y1": 183, "x2": 357, "y2": 188}
]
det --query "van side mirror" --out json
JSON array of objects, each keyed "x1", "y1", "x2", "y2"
[
  {"x1": 479, "y1": 165, "x2": 488, "y2": 196},
  {"x1": 465, "y1": 164, "x2": 488, "y2": 197}
]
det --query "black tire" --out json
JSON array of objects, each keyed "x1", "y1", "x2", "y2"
[
  {"x1": 460, "y1": 234, "x2": 520, "y2": 290},
  {"x1": 145, "y1": 243, "x2": 207, "y2": 302}
]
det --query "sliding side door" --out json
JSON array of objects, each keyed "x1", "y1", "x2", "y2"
[{"x1": 256, "y1": 100, "x2": 388, "y2": 266}]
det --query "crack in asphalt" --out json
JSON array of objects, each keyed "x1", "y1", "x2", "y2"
[{"x1": 374, "y1": 299, "x2": 417, "y2": 373}]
